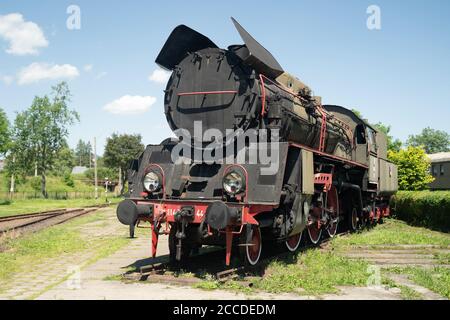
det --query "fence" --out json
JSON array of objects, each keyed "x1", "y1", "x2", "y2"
[{"x1": 0, "y1": 191, "x2": 109, "y2": 200}]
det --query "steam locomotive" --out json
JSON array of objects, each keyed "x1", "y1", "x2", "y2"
[{"x1": 117, "y1": 18, "x2": 398, "y2": 266}]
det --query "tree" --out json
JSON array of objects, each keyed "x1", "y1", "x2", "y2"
[
  {"x1": 388, "y1": 146, "x2": 434, "y2": 191},
  {"x1": 373, "y1": 122, "x2": 402, "y2": 152},
  {"x1": 0, "y1": 107, "x2": 11, "y2": 156},
  {"x1": 51, "y1": 144, "x2": 76, "y2": 176},
  {"x1": 406, "y1": 127, "x2": 450, "y2": 154},
  {"x1": 103, "y1": 133, "x2": 144, "y2": 193},
  {"x1": 74, "y1": 139, "x2": 92, "y2": 167},
  {"x1": 9, "y1": 82, "x2": 79, "y2": 197},
  {"x1": 84, "y1": 167, "x2": 118, "y2": 182}
]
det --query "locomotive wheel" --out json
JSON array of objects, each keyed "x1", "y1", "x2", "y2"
[
  {"x1": 168, "y1": 224, "x2": 193, "y2": 265},
  {"x1": 307, "y1": 201, "x2": 323, "y2": 244},
  {"x1": 326, "y1": 186, "x2": 339, "y2": 238},
  {"x1": 349, "y1": 207, "x2": 358, "y2": 231},
  {"x1": 376, "y1": 207, "x2": 383, "y2": 224},
  {"x1": 307, "y1": 208, "x2": 322, "y2": 245},
  {"x1": 285, "y1": 231, "x2": 303, "y2": 252},
  {"x1": 307, "y1": 224, "x2": 322, "y2": 244},
  {"x1": 240, "y1": 225, "x2": 262, "y2": 266}
]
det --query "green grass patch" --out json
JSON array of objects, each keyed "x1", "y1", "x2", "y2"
[
  {"x1": 387, "y1": 266, "x2": 450, "y2": 299},
  {"x1": 253, "y1": 250, "x2": 370, "y2": 295},
  {"x1": 397, "y1": 285, "x2": 424, "y2": 300},
  {"x1": 196, "y1": 250, "x2": 371, "y2": 296},
  {"x1": 0, "y1": 197, "x2": 122, "y2": 217},
  {"x1": 195, "y1": 219, "x2": 449, "y2": 297},
  {"x1": 0, "y1": 227, "x2": 87, "y2": 283},
  {"x1": 0, "y1": 208, "x2": 128, "y2": 291},
  {"x1": 434, "y1": 252, "x2": 450, "y2": 265},
  {"x1": 0, "y1": 173, "x2": 99, "y2": 193},
  {"x1": 381, "y1": 276, "x2": 423, "y2": 300},
  {"x1": 331, "y1": 219, "x2": 450, "y2": 248}
]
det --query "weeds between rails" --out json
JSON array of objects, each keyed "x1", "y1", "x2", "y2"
[{"x1": 125, "y1": 227, "x2": 353, "y2": 283}]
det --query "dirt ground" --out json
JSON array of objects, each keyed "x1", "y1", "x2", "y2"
[{"x1": 0, "y1": 207, "x2": 446, "y2": 300}]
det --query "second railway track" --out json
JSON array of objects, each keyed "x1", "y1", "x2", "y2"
[{"x1": 0, "y1": 206, "x2": 107, "y2": 238}]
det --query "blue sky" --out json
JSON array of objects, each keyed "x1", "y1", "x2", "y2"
[{"x1": 1, "y1": 0, "x2": 449, "y2": 154}]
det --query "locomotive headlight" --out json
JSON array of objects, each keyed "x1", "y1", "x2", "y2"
[
  {"x1": 143, "y1": 171, "x2": 161, "y2": 193},
  {"x1": 223, "y1": 171, "x2": 245, "y2": 195}
]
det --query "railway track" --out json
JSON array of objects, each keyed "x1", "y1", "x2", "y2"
[
  {"x1": 0, "y1": 205, "x2": 108, "y2": 237},
  {"x1": 125, "y1": 231, "x2": 350, "y2": 283}
]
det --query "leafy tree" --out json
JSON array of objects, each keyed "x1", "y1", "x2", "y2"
[
  {"x1": 103, "y1": 133, "x2": 144, "y2": 192},
  {"x1": 51, "y1": 144, "x2": 76, "y2": 176},
  {"x1": 9, "y1": 82, "x2": 79, "y2": 197},
  {"x1": 373, "y1": 122, "x2": 402, "y2": 152},
  {"x1": 74, "y1": 139, "x2": 92, "y2": 167},
  {"x1": 406, "y1": 127, "x2": 450, "y2": 154},
  {"x1": 0, "y1": 107, "x2": 11, "y2": 156},
  {"x1": 388, "y1": 146, "x2": 434, "y2": 191}
]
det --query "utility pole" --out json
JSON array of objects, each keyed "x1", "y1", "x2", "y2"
[
  {"x1": 118, "y1": 167, "x2": 122, "y2": 195},
  {"x1": 94, "y1": 137, "x2": 98, "y2": 199},
  {"x1": 9, "y1": 155, "x2": 15, "y2": 194},
  {"x1": 105, "y1": 177, "x2": 109, "y2": 204}
]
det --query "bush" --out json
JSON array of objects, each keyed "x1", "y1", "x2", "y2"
[
  {"x1": 29, "y1": 176, "x2": 42, "y2": 192},
  {"x1": 388, "y1": 146, "x2": 434, "y2": 191},
  {"x1": 0, "y1": 199, "x2": 11, "y2": 205},
  {"x1": 63, "y1": 172, "x2": 75, "y2": 188},
  {"x1": 391, "y1": 191, "x2": 450, "y2": 232}
]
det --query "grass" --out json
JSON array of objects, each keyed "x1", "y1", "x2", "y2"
[
  {"x1": 195, "y1": 250, "x2": 371, "y2": 296},
  {"x1": 387, "y1": 266, "x2": 450, "y2": 299},
  {"x1": 331, "y1": 219, "x2": 450, "y2": 249},
  {"x1": 0, "y1": 208, "x2": 129, "y2": 291},
  {"x1": 27, "y1": 234, "x2": 130, "y2": 300},
  {"x1": 381, "y1": 277, "x2": 424, "y2": 300},
  {"x1": 194, "y1": 219, "x2": 450, "y2": 298},
  {"x1": 0, "y1": 173, "x2": 99, "y2": 193},
  {"x1": 434, "y1": 252, "x2": 450, "y2": 265},
  {"x1": 0, "y1": 197, "x2": 122, "y2": 217},
  {"x1": 253, "y1": 250, "x2": 370, "y2": 295}
]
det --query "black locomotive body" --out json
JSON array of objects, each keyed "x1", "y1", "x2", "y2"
[{"x1": 117, "y1": 19, "x2": 398, "y2": 266}]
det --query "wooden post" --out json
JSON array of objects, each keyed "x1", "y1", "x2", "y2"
[{"x1": 94, "y1": 137, "x2": 98, "y2": 199}]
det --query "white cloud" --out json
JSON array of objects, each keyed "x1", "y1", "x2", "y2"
[
  {"x1": 103, "y1": 95, "x2": 156, "y2": 115},
  {"x1": 83, "y1": 64, "x2": 93, "y2": 72},
  {"x1": 0, "y1": 13, "x2": 48, "y2": 55},
  {"x1": 148, "y1": 68, "x2": 171, "y2": 84},
  {"x1": 17, "y1": 62, "x2": 79, "y2": 85}
]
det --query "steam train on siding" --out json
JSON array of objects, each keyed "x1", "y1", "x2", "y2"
[{"x1": 117, "y1": 18, "x2": 398, "y2": 266}]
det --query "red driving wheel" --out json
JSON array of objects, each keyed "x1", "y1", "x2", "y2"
[
  {"x1": 285, "y1": 231, "x2": 302, "y2": 252},
  {"x1": 326, "y1": 186, "x2": 339, "y2": 237}
]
